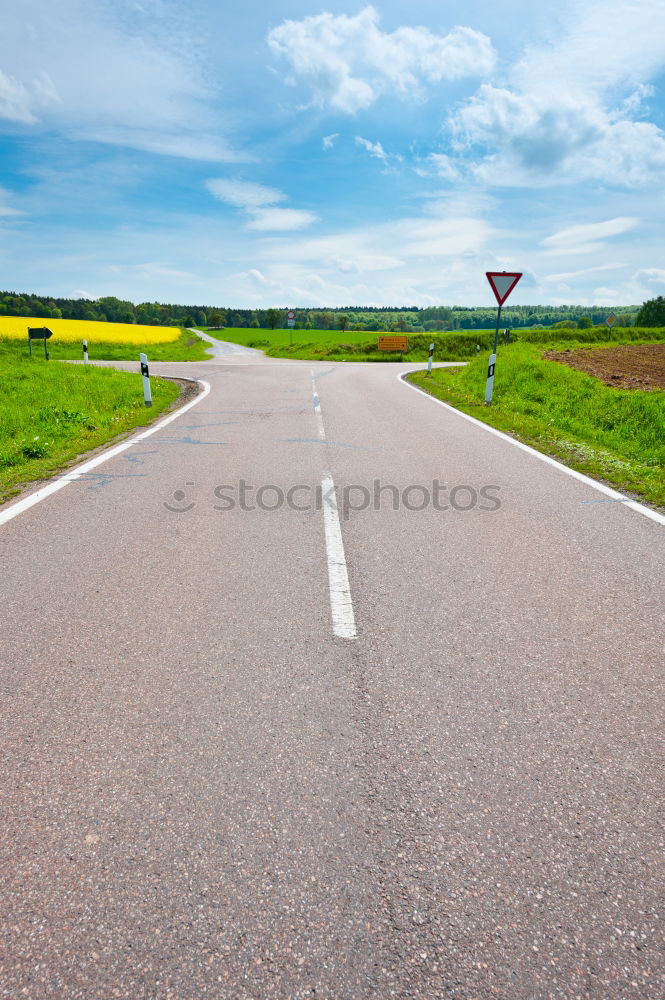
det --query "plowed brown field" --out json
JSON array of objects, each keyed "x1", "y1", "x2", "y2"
[{"x1": 543, "y1": 342, "x2": 665, "y2": 390}]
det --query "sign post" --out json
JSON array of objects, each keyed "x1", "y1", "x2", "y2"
[
  {"x1": 286, "y1": 309, "x2": 296, "y2": 346},
  {"x1": 484, "y1": 271, "x2": 522, "y2": 404},
  {"x1": 140, "y1": 352, "x2": 152, "y2": 407},
  {"x1": 27, "y1": 327, "x2": 53, "y2": 360},
  {"x1": 427, "y1": 342, "x2": 434, "y2": 375}
]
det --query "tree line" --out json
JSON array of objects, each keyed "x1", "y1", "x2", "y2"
[{"x1": 0, "y1": 289, "x2": 642, "y2": 331}]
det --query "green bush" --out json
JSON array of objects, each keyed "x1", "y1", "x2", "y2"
[{"x1": 635, "y1": 296, "x2": 665, "y2": 327}]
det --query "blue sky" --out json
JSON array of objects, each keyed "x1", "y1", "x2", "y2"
[{"x1": 1, "y1": 0, "x2": 665, "y2": 308}]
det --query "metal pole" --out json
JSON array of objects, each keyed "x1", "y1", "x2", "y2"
[
  {"x1": 140, "y1": 352, "x2": 152, "y2": 407},
  {"x1": 28, "y1": 334, "x2": 32, "y2": 357},
  {"x1": 484, "y1": 304, "x2": 502, "y2": 405}
]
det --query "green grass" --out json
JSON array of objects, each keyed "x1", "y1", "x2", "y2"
[
  {"x1": 407, "y1": 341, "x2": 665, "y2": 509},
  {"x1": 205, "y1": 325, "x2": 665, "y2": 362},
  {"x1": 0, "y1": 354, "x2": 182, "y2": 503},
  {"x1": 2, "y1": 328, "x2": 212, "y2": 363}
]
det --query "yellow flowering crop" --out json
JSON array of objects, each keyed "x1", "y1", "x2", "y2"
[{"x1": 0, "y1": 316, "x2": 181, "y2": 344}]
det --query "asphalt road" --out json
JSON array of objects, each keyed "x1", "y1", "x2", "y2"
[{"x1": 1, "y1": 348, "x2": 663, "y2": 999}]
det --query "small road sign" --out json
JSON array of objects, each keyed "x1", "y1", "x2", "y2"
[
  {"x1": 484, "y1": 272, "x2": 522, "y2": 404},
  {"x1": 606, "y1": 313, "x2": 616, "y2": 328},
  {"x1": 286, "y1": 309, "x2": 296, "y2": 342},
  {"x1": 486, "y1": 272, "x2": 522, "y2": 306},
  {"x1": 378, "y1": 335, "x2": 408, "y2": 353},
  {"x1": 28, "y1": 327, "x2": 53, "y2": 359}
]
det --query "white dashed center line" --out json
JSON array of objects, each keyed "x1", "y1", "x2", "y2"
[{"x1": 311, "y1": 370, "x2": 357, "y2": 639}]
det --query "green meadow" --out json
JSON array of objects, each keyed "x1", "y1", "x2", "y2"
[
  {"x1": 0, "y1": 347, "x2": 181, "y2": 503},
  {"x1": 408, "y1": 341, "x2": 665, "y2": 509},
  {"x1": 5, "y1": 328, "x2": 212, "y2": 363},
  {"x1": 205, "y1": 325, "x2": 664, "y2": 362}
]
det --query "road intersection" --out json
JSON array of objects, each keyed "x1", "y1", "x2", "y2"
[{"x1": 1, "y1": 348, "x2": 663, "y2": 998}]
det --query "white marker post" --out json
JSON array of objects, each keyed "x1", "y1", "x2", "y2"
[
  {"x1": 83, "y1": 339, "x2": 88, "y2": 365},
  {"x1": 140, "y1": 352, "x2": 152, "y2": 407},
  {"x1": 484, "y1": 271, "x2": 522, "y2": 405},
  {"x1": 427, "y1": 342, "x2": 434, "y2": 374},
  {"x1": 287, "y1": 309, "x2": 296, "y2": 347}
]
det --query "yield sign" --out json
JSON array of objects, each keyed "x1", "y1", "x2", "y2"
[{"x1": 486, "y1": 271, "x2": 522, "y2": 306}]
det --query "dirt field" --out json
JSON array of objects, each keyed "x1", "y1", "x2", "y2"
[{"x1": 543, "y1": 342, "x2": 665, "y2": 390}]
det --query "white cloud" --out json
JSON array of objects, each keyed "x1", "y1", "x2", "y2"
[
  {"x1": 0, "y1": 187, "x2": 23, "y2": 217},
  {"x1": 0, "y1": 68, "x2": 58, "y2": 123},
  {"x1": 541, "y1": 263, "x2": 624, "y2": 284},
  {"x1": 355, "y1": 136, "x2": 387, "y2": 160},
  {"x1": 0, "y1": 0, "x2": 241, "y2": 161},
  {"x1": 206, "y1": 179, "x2": 286, "y2": 210},
  {"x1": 637, "y1": 267, "x2": 665, "y2": 285},
  {"x1": 207, "y1": 178, "x2": 318, "y2": 231},
  {"x1": 427, "y1": 153, "x2": 462, "y2": 181},
  {"x1": 268, "y1": 5, "x2": 495, "y2": 114},
  {"x1": 449, "y1": 0, "x2": 665, "y2": 186},
  {"x1": 246, "y1": 208, "x2": 319, "y2": 231},
  {"x1": 540, "y1": 217, "x2": 639, "y2": 255},
  {"x1": 322, "y1": 133, "x2": 339, "y2": 150}
]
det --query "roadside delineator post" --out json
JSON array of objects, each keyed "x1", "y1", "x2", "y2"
[
  {"x1": 140, "y1": 352, "x2": 152, "y2": 407},
  {"x1": 83, "y1": 340, "x2": 88, "y2": 365},
  {"x1": 427, "y1": 342, "x2": 434, "y2": 375},
  {"x1": 484, "y1": 271, "x2": 522, "y2": 405}
]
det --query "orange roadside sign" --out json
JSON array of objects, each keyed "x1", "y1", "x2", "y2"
[{"x1": 378, "y1": 335, "x2": 408, "y2": 352}]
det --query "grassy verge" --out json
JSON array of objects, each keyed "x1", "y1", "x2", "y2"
[
  {"x1": 205, "y1": 325, "x2": 665, "y2": 362},
  {"x1": 0, "y1": 355, "x2": 182, "y2": 503},
  {"x1": 407, "y1": 342, "x2": 665, "y2": 509},
  {"x1": 2, "y1": 328, "x2": 212, "y2": 363}
]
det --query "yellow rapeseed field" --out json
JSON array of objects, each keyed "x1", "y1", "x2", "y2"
[{"x1": 0, "y1": 316, "x2": 180, "y2": 344}]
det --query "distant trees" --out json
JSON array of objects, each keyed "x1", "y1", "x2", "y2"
[
  {"x1": 208, "y1": 310, "x2": 226, "y2": 328},
  {"x1": 0, "y1": 289, "x2": 643, "y2": 333},
  {"x1": 265, "y1": 308, "x2": 280, "y2": 329},
  {"x1": 635, "y1": 296, "x2": 665, "y2": 327}
]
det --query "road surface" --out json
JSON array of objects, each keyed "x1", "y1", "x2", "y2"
[{"x1": 1, "y1": 349, "x2": 663, "y2": 999}]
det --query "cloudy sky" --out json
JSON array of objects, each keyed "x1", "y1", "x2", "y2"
[{"x1": 1, "y1": 0, "x2": 665, "y2": 308}]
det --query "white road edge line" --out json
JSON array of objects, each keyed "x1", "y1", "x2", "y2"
[
  {"x1": 321, "y1": 473, "x2": 357, "y2": 639},
  {"x1": 0, "y1": 378, "x2": 212, "y2": 528},
  {"x1": 399, "y1": 371, "x2": 665, "y2": 527},
  {"x1": 311, "y1": 369, "x2": 357, "y2": 639}
]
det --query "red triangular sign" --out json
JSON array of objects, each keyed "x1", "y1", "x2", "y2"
[{"x1": 486, "y1": 271, "x2": 522, "y2": 306}]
